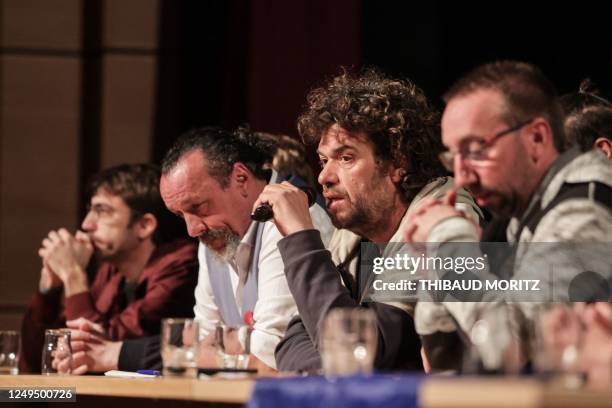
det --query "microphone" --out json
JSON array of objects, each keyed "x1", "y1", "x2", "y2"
[{"x1": 251, "y1": 186, "x2": 317, "y2": 222}]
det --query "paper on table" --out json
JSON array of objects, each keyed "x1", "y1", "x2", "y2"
[{"x1": 104, "y1": 370, "x2": 157, "y2": 378}]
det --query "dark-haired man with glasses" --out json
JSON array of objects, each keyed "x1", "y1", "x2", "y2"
[
  {"x1": 20, "y1": 163, "x2": 198, "y2": 373},
  {"x1": 405, "y1": 61, "x2": 612, "y2": 374},
  {"x1": 407, "y1": 60, "x2": 611, "y2": 244}
]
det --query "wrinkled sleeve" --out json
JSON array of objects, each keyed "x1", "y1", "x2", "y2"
[
  {"x1": 118, "y1": 335, "x2": 162, "y2": 371},
  {"x1": 275, "y1": 316, "x2": 321, "y2": 373},
  {"x1": 277, "y1": 229, "x2": 421, "y2": 370},
  {"x1": 64, "y1": 243, "x2": 198, "y2": 340},
  {"x1": 20, "y1": 290, "x2": 64, "y2": 373}
]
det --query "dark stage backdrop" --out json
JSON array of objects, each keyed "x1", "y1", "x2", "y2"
[
  {"x1": 152, "y1": 0, "x2": 612, "y2": 167},
  {"x1": 152, "y1": 0, "x2": 361, "y2": 165}
]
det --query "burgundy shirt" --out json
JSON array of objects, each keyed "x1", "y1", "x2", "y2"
[{"x1": 20, "y1": 239, "x2": 198, "y2": 373}]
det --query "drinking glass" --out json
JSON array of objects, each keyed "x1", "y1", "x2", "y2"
[
  {"x1": 532, "y1": 304, "x2": 585, "y2": 388},
  {"x1": 320, "y1": 308, "x2": 377, "y2": 376},
  {"x1": 213, "y1": 324, "x2": 250, "y2": 369},
  {"x1": 461, "y1": 304, "x2": 525, "y2": 375},
  {"x1": 161, "y1": 318, "x2": 199, "y2": 377},
  {"x1": 41, "y1": 329, "x2": 72, "y2": 375},
  {"x1": 0, "y1": 330, "x2": 20, "y2": 375}
]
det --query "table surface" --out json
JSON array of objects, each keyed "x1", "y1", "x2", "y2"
[
  {"x1": 1, "y1": 374, "x2": 610, "y2": 407},
  {"x1": 0, "y1": 374, "x2": 254, "y2": 403},
  {"x1": 419, "y1": 377, "x2": 612, "y2": 408}
]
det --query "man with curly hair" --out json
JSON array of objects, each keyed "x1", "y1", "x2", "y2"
[{"x1": 255, "y1": 69, "x2": 481, "y2": 372}]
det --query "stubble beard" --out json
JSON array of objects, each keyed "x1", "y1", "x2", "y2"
[{"x1": 330, "y1": 176, "x2": 397, "y2": 241}]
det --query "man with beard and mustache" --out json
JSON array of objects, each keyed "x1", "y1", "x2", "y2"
[
  {"x1": 20, "y1": 164, "x2": 198, "y2": 373},
  {"x1": 404, "y1": 61, "x2": 612, "y2": 373},
  {"x1": 62, "y1": 127, "x2": 333, "y2": 375},
  {"x1": 157, "y1": 127, "x2": 332, "y2": 372},
  {"x1": 254, "y1": 70, "x2": 482, "y2": 372}
]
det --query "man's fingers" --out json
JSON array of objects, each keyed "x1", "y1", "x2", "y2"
[
  {"x1": 71, "y1": 340, "x2": 89, "y2": 352},
  {"x1": 403, "y1": 221, "x2": 418, "y2": 243},
  {"x1": 58, "y1": 228, "x2": 73, "y2": 243},
  {"x1": 66, "y1": 318, "x2": 86, "y2": 329},
  {"x1": 458, "y1": 209, "x2": 476, "y2": 223},
  {"x1": 75, "y1": 231, "x2": 92, "y2": 246},
  {"x1": 592, "y1": 303, "x2": 612, "y2": 330},
  {"x1": 72, "y1": 350, "x2": 87, "y2": 365},
  {"x1": 56, "y1": 357, "x2": 72, "y2": 374},
  {"x1": 279, "y1": 181, "x2": 299, "y2": 191},
  {"x1": 415, "y1": 197, "x2": 439, "y2": 211},
  {"x1": 67, "y1": 318, "x2": 105, "y2": 336},
  {"x1": 82, "y1": 320, "x2": 105, "y2": 335},
  {"x1": 253, "y1": 183, "x2": 303, "y2": 213},
  {"x1": 443, "y1": 189, "x2": 457, "y2": 207},
  {"x1": 72, "y1": 364, "x2": 89, "y2": 376},
  {"x1": 67, "y1": 328, "x2": 94, "y2": 342},
  {"x1": 252, "y1": 187, "x2": 272, "y2": 213},
  {"x1": 594, "y1": 302, "x2": 612, "y2": 320},
  {"x1": 48, "y1": 230, "x2": 62, "y2": 244}
]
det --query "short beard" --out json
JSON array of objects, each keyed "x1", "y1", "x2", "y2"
[
  {"x1": 333, "y1": 195, "x2": 395, "y2": 240},
  {"x1": 474, "y1": 186, "x2": 521, "y2": 219},
  {"x1": 331, "y1": 168, "x2": 397, "y2": 240},
  {"x1": 200, "y1": 228, "x2": 241, "y2": 263}
]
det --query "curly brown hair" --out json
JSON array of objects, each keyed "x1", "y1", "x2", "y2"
[{"x1": 297, "y1": 69, "x2": 448, "y2": 203}]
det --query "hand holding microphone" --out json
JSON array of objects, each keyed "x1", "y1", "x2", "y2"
[
  {"x1": 251, "y1": 182, "x2": 316, "y2": 236},
  {"x1": 252, "y1": 185, "x2": 316, "y2": 222}
]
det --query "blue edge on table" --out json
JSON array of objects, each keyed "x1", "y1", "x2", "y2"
[{"x1": 248, "y1": 374, "x2": 424, "y2": 408}]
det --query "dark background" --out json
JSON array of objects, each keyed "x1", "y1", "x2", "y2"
[{"x1": 151, "y1": 0, "x2": 612, "y2": 163}]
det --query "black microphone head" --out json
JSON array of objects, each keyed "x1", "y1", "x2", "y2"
[
  {"x1": 251, "y1": 185, "x2": 317, "y2": 223},
  {"x1": 251, "y1": 204, "x2": 274, "y2": 222}
]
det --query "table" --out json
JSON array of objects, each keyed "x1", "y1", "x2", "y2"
[
  {"x1": 0, "y1": 374, "x2": 253, "y2": 406},
  {"x1": 248, "y1": 375, "x2": 612, "y2": 408},
  {"x1": 0, "y1": 374, "x2": 610, "y2": 407},
  {"x1": 419, "y1": 377, "x2": 612, "y2": 408}
]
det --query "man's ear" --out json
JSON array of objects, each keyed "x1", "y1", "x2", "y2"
[
  {"x1": 525, "y1": 117, "x2": 555, "y2": 163},
  {"x1": 232, "y1": 163, "x2": 251, "y2": 185},
  {"x1": 135, "y1": 213, "x2": 157, "y2": 240},
  {"x1": 594, "y1": 137, "x2": 612, "y2": 159}
]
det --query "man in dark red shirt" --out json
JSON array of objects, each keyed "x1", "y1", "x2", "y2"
[{"x1": 20, "y1": 164, "x2": 198, "y2": 373}]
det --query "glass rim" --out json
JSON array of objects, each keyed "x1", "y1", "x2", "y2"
[
  {"x1": 0, "y1": 330, "x2": 19, "y2": 335},
  {"x1": 162, "y1": 317, "x2": 195, "y2": 324},
  {"x1": 215, "y1": 323, "x2": 245, "y2": 329},
  {"x1": 44, "y1": 329, "x2": 71, "y2": 335}
]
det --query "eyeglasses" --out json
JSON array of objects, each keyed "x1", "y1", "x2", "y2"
[
  {"x1": 438, "y1": 118, "x2": 534, "y2": 172},
  {"x1": 85, "y1": 203, "x2": 116, "y2": 221}
]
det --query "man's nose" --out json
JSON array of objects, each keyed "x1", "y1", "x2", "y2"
[
  {"x1": 81, "y1": 212, "x2": 96, "y2": 231},
  {"x1": 453, "y1": 156, "x2": 477, "y2": 188},
  {"x1": 317, "y1": 161, "x2": 339, "y2": 188},
  {"x1": 184, "y1": 214, "x2": 208, "y2": 238}
]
